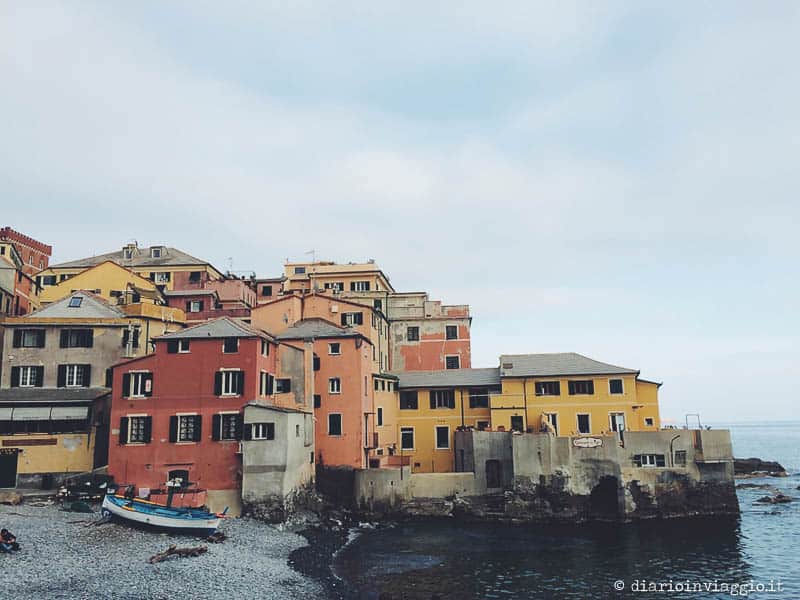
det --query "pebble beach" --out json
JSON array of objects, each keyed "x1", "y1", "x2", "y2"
[{"x1": 0, "y1": 503, "x2": 326, "y2": 600}]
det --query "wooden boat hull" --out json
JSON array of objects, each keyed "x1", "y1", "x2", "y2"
[{"x1": 101, "y1": 494, "x2": 221, "y2": 535}]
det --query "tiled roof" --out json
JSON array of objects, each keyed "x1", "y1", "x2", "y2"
[
  {"x1": 0, "y1": 387, "x2": 110, "y2": 405},
  {"x1": 157, "y1": 317, "x2": 270, "y2": 340},
  {"x1": 25, "y1": 292, "x2": 126, "y2": 320},
  {"x1": 275, "y1": 318, "x2": 361, "y2": 341},
  {"x1": 49, "y1": 246, "x2": 213, "y2": 269},
  {"x1": 389, "y1": 368, "x2": 501, "y2": 389},
  {"x1": 498, "y1": 353, "x2": 639, "y2": 378},
  {"x1": 162, "y1": 289, "x2": 219, "y2": 297}
]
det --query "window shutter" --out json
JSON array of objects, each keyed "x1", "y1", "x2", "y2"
[
  {"x1": 57, "y1": 365, "x2": 67, "y2": 388},
  {"x1": 169, "y1": 416, "x2": 178, "y2": 443},
  {"x1": 430, "y1": 393, "x2": 436, "y2": 409},
  {"x1": 122, "y1": 373, "x2": 131, "y2": 398},
  {"x1": 167, "y1": 340, "x2": 179, "y2": 354},
  {"x1": 236, "y1": 371, "x2": 245, "y2": 395},
  {"x1": 122, "y1": 329, "x2": 129, "y2": 348},
  {"x1": 144, "y1": 373, "x2": 153, "y2": 397},
  {"x1": 350, "y1": 282, "x2": 356, "y2": 291},
  {"x1": 185, "y1": 301, "x2": 191, "y2": 313},
  {"x1": 33, "y1": 366, "x2": 44, "y2": 387},
  {"x1": 143, "y1": 416, "x2": 152, "y2": 443},
  {"x1": 132, "y1": 329, "x2": 140, "y2": 349},
  {"x1": 192, "y1": 416, "x2": 202, "y2": 442},
  {"x1": 82, "y1": 365, "x2": 91, "y2": 387},
  {"x1": 36, "y1": 330, "x2": 45, "y2": 347},
  {"x1": 85, "y1": 330, "x2": 93, "y2": 348},
  {"x1": 119, "y1": 417, "x2": 129, "y2": 445},
  {"x1": 212, "y1": 414, "x2": 221, "y2": 441},
  {"x1": 568, "y1": 381, "x2": 575, "y2": 395},
  {"x1": 313, "y1": 356, "x2": 320, "y2": 371},
  {"x1": 355, "y1": 313, "x2": 363, "y2": 325},
  {"x1": 149, "y1": 272, "x2": 155, "y2": 281},
  {"x1": 235, "y1": 416, "x2": 243, "y2": 440},
  {"x1": 105, "y1": 368, "x2": 113, "y2": 388},
  {"x1": 340, "y1": 314, "x2": 347, "y2": 326},
  {"x1": 588, "y1": 381, "x2": 595, "y2": 394},
  {"x1": 198, "y1": 300, "x2": 204, "y2": 311},
  {"x1": 10, "y1": 367, "x2": 19, "y2": 387},
  {"x1": 12, "y1": 330, "x2": 21, "y2": 348},
  {"x1": 448, "y1": 392, "x2": 456, "y2": 409},
  {"x1": 60, "y1": 330, "x2": 69, "y2": 348},
  {"x1": 214, "y1": 372, "x2": 222, "y2": 395},
  {"x1": 243, "y1": 423, "x2": 252, "y2": 441},
  {"x1": 267, "y1": 374, "x2": 274, "y2": 395}
]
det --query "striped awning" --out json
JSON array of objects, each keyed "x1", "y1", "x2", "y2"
[{"x1": 50, "y1": 406, "x2": 90, "y2": 420}]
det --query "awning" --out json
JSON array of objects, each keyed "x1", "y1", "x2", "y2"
[
  {"x1": 12, "y1": 407, "x2": 51, "y2": 421},
  {"x1": 0, "y1": 407, "x2": 12, "y2": 420},
  {"x1": 50, "y1": 406, "x2": 89, "y2": 420}
]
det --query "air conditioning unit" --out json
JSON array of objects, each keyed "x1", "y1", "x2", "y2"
[{"x1": 330, "y1": 304, "x2": 338, "y2": 313}]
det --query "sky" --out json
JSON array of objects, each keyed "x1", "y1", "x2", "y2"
[{"x1": 1, "y1": 2, "x2": 798, "y2": 423}]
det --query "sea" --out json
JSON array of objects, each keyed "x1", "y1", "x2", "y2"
[{"x1": 333, "y1": 421, "x2": 800, "y2": 599}]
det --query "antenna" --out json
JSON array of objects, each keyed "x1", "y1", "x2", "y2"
[
  {"x1": 226, "y1": 257, "x2": 233, "y2": 273},
  {"x1": 305, "y1": 249, "x2": 317, "y2": 264}
]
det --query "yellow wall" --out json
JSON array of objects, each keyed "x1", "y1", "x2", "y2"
[
  {"x1": 396, "y1": 387, "x2": 491, "y2": 473},
  {"x1": 490, "y1": 375, "x2": 660, "y2": 436},
  {"x1": 39, "y1": 261, "x2": 158, "y2": 304},
  {"x1": 0, "y1": 433, "x2": 95, "y2": 476},
  {"x1": 43, "y1": 263, "x2": 220, "y2": 293}
]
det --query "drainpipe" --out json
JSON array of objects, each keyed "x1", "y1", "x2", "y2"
[
  {"x1": 460, "y1": 389, "x2": 465, "y2": 429},
  {"x1": 523, "y1": 378, "x2": 529, "y2": 431},
  {"x1": 669, "y1": 434, "x2": 681, "y2": 467}
]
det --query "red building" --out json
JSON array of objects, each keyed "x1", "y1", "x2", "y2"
[
  {"x1": 0, "y1": 226, "x2": 52, "y2": 276},
  {"x1": 107, "y1": 317, "x2": 307, "y2": 514}
]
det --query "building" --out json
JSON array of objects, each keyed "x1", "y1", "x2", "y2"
[
  {"x1": 0, "y1": 227, "x2": 52, "y2": 276},
  {"x1": 40, "y1": 241, "x2": 224, "y2": 293},
  {"x1": 107, "y1": 317, "x2": 313, "y2": 515},
  {"x1": 36, "y1": 261, "x2": 162, "y2": 306},
  {"x1": 163, "y1": 276, "x2": 255, "y2": 325},
  {"x1": 0, "y1": 240, "x2": 40, "y2": 316},
  {"x1": 250, "y1": 276, "x2": 285, "y2": 305},
  {"x1": 386, "y1": 292, "x2": 472, "y2": 371},
  {"x1": 389, "y1": 368, "x2": 500, "y2": 473},
  {"x1": 489, "y1": 353, "x2": 661, "y2": 437}
]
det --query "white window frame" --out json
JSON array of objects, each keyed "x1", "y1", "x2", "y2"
[
  {"x1": 151, "y1": 247, "x2": 162, "y2": 258},
  {"x1": 127, "y1": 414, "x2": 148, "y2": 444},
  {"x1": 641, "y1": 454, "x2": 660, "y2": 468},
  {"x1": 328, "y1": 343, "x2": 341, "y2": 355},
  {"x1": 177, "y1": 413, "x2": 198, "y2": 443},
  {"x1": 251, "y1": 422, "x2": 274, "y2": 440},
  {"x1": 21, "y1": 329, "x2": 43, "y2": 347},
  {"x1": 259, "y1": 371, "x2": 268, "y2": 396},
  {"x1": 219, "y1": 411, "x2": 240, "y2": 441},
  {"x1": 177, "y1": 339, "x2": 190, "y2": 353},
  {"x1": 435, "y1": 425, "x2": 450, "y2": 450},
  {"x1": 65, "y1": 364, "x2": 85, "y2": 388},
  {"x1": 261, "y1": 339, "x2": 270, "y2": 356},
  {"x1": 220, "y1": 369, "x2": 242, "y2": 396},
  {"x1": 352, "y1": 281, "x2": 370, "y2": 292},
  {"x1": 19, "y1": 366, "x2": 38, "y2": 387},
  {"x1": 129, "y1": 371, "x2": 151, "y2": 398},
  {"x1": 608, "y1": 378, "x2": 624, "y2": 395},
  {"x1": 154, "y1": 271, "x2": 170, "y2": 284},
  {"x1": 576, "y1": 413, "x2": 591, "y2": 435},
  {"x1": 222, "y1": 338, "x2": 239, "y2": 353},
  {"x1": 445, "y1": 324, "x2": 458, "y2": 340},
  {"x1": 400, "y1": 426, "x2": 415, "y2": 451},
  {"x1": 445, "y1": 355, "x2": 460, "y2": 369},
  {"x1": 328, "y1": 413, "x2": 343, "y2": 436},
  {"x1": 544, "y1": 412, "x2": 559, "y2": 435},
  {"x1": 329, "y1": 377, "x2": 341, "y2": 394},
  {"x1": 188, "y1": 300, "x2": 202, "y2": 313}
]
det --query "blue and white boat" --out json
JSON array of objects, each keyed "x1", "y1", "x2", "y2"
[{"x1": 101, "y1": 491, "x2": 224, "y2": 535}]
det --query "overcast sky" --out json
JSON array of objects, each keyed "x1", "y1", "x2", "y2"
[{"x1": 2, "y1": 2, "x2": 798, "y2": 423}]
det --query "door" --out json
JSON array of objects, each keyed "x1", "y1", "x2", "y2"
[
  {"x1": 510, "y1": 416, "x2": 524, "y2": 432},
  {"x1": 545, "y1": 413, "x2": 559, "y2": 435},
  {"x1": 609, "y1": 412, "x2": 626, "y2": 441},
  {"x1": 0, "y1": 450, "x2": 19, "y2": 488},
  {"x1": 485, "y1": 460, "x2": 501, "y2": 488}
]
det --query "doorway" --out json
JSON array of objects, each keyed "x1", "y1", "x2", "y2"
[
  {"x1": 0, "y1": 450, "x2": 19, "y2": 488},
  {"x1": 485, "y1": 459, "x2": 501, "y2": 488},
  {"x1": 609, "y1": 412, "x2": 626, "y2": 442},
  {"x1": 510, "y1": 416, "x2": 524, "y2": 432}
]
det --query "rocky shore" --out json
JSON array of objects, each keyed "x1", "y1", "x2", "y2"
[{"x1": 0, "y1": 503, "x2": 326, "y2": 600}]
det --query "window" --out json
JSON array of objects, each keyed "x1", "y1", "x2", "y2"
[
  {"x1": 400, "y1": 391, "x2": 418, "y2": 410},
  {"x1": 60, "y1": 329, "x2": 93, "y2": 348},
  {"x1": 568, "y1": 380, "x2": 594, "y2": 395},
  {"x1": 328, "y1": 414, "x2": 342, "y2": 436},
  {"x1": 68, "y1": 296, "x2": 83, "y2": 308},
  {"x1": 324, "y1": 282, "x2": 344, "y2": 292},
  {"x1": 123, "y1": 249, "x2": 133, "y2": 259},
  {"x1": 122, "y1": 327, "x2": 141, "y2": 350},
  {"x1": 350, "y1": 281, "x2": 370, "y2": 292},
  {"x1": 218, "y1": 370, "x2": 244, "y2": 396},
  {"x1": 377, "y1": 407, "x2": 383, "y2": 426},
  {"x1": 223, "y1": 338, "x2": 239, "y2": 353},
  {"x1": 128, "y1": 416, "x2": 149, "y2": 443},
  {"x1": 430, "y1": 389, "x2": 455, "y2": 409},
  {"x1": 261, "y1": 340, "x2": 270, "y2": 356},
  {"x1": 251, "y1": 422, "x2": 275, "y2": 440},
  {"x1": 16, "y1": 366, "x2": 42, "y2": 387},
  {"x1": 373, "y1": 299, "x2": 382, "y2": 312},
  {"x1": 261, "y1": 285, "x2": 273, "y2": 297},
  {"x1": 374, "y1": 379, "x2": 380, "y2": 391},
  {"x1": 216, "y1": 414, "x2": 240, "y2": 441},
  {"x1": 166, "y1": 339, "x2": 190, "y2": 353},
  {"x1": 178, "y1": 339, "x2": 190, "y2": 353},
  {"x1": 41, "y1": 275, "x2": 56, "y2": 286},
  {"x1": 637, "y1": 454, "x2": 666, "y2": 468},
  {"x1": 151, "y1": 247, "x2": 162, "y2": 258},
  {"x1": 314, "y1": 394, "x2": 321, "y2": 408},
  {"x1": 544, "y1": 413, "x2": 558, "y2": 435},
  {"x1": 188, "y1": 300, "x2": 203, "y2": 313},
  {"x1": 154, "y1": 272, "x2": 170, "y2": 283},
  {"x1": 13, "y1": 329, "x2": 45, "y2": 348},
  {"x1": 577, "y1": 414, "x2": 591, "y2": 434},
  {"x1": 341, "y1": 312, "x2": 363, "y2": 326},
  {"x1": 189, "y1": 271, "x2": 202, "y2": 283},
  {"x1": 511, "y1": 416, "x2": 525, "y2": 432},
  {"x1": 259, "y1": 371, "x2": 274, "y2": 396},
  {"x1": 477, "y1": 420, "x2": 490, "y2": 431},
  {"x1": 469, "y1": 388, "x2": 489, "y2": 409},
  {"x1": 400, "y1": 427, "x2": 414, "y2": 450},
  {"x1": 535, "y1": 381, "x2": 561, "y2": 396},
  {"x1": 645, "y1": 417, "x2": 654, "y2": 427},
  {"x1": 673, "y1": 450, "x2": 687, "y2": 467},
  {"x1": 435, "y1": 426, "x2": 450, "y2": 449},
  {"x1": 445, "y1": 325, "x2": 458, "y2": 340},
  {"x1": 124, "y1": 372, "x2": 153, "y2": 398},
  {"x1": 329, "y1": 378, "x2": 341, "y2": 394},
  {"x1": 64, "y1": 364, "x2": 88, "y2": 387},
  {"x1": 275, "y1": 378, "x2": 291, "y2": 393},
  {"x1": 609, "y1": 379, "x2": 624, "y2": 395},
  {"x1": 294, "y1": 266, "x2": 306, "y2": 274},
  {"x1": 177, "y1": 415, "x2": 201, "y2": 442},
  {"x1": 406, "y1": 327, "x2": 419, "y2": 341},
  {"x1": 313, "y1": 355, "x2": 321, "y2": 371},
  {"x1": 445, "y1": 355, "x2": 460, "y2": 370}
]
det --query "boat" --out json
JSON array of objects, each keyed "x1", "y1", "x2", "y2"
[{"x1": 101, "y1": 490, "x2": 224, "y2": 535}]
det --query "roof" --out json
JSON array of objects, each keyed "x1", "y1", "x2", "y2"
[
  {"x1": 157, "y1": 317, "x2": 272, "y2": 341},
  {"x1": 49, "y1": 245, "x2": 215, "y2": 270},
  {"x1": 389, "y1": 368, "x2": 501, "y2": 389},
  {"x1": 162, "y1": 289, "x2": 220, "y2": 297},
  {"x1": 275, "y1": 318, "x2": 363, "y2": 341},
  {"x1": 243, "y1": 401, "x2": 310, "y2": 414},
  {"x1": 25, "y1": 291, "x2": 126, "y2": 320},
  {"x1": 498, "y1": 353, "x2": 639, "y2": 378},
  {"x1": 0, "y1": 387, "x2": 110, "y2": 405}
]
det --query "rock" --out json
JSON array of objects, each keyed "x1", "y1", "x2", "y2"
[
  {"x1": 736, "y1": 483, "x2": 776, "y2": 490},
  {"x1": 755, "y1": 493, "x2": 792, "y2": 504},
  {"x1": 0, "y1": 491, "x2": 23, "y2": 505},
  {"x1": 734, "y1": 458, "x2": 788, "y2": 477}
]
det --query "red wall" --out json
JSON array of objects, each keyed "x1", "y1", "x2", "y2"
[{"x1": 397, "y1": 322, "x2": 472, "y2": 371}]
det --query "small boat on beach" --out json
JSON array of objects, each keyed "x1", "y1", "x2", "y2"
[{"x1": 101, "y1": 490, "x2": 224, "y2": 535}]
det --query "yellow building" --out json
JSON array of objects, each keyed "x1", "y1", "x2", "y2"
[
  {"x1": 490, "y1": 353, "x2": 661, "y2": 438},
  {"x1": 39, "y1": 242, "x2": 224, "y2": 294},
  {"x1": 389, "y1": 368, "x2": 500, "y2": 473},
  {"x1": 37, "y1": 260, "x2": 162, "y2": 305},
  {"x1": 283, "y1": 260, "x2": 394, "y2": 299}
]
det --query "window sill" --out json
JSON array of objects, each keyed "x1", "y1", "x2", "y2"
[{"x1": 174, "y1": 441, "x2": 197, "y2": 445}]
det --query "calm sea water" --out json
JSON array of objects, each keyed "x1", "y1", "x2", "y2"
[{"x1": 335, "y1": 422, "x2": 800, "y2": 599}]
